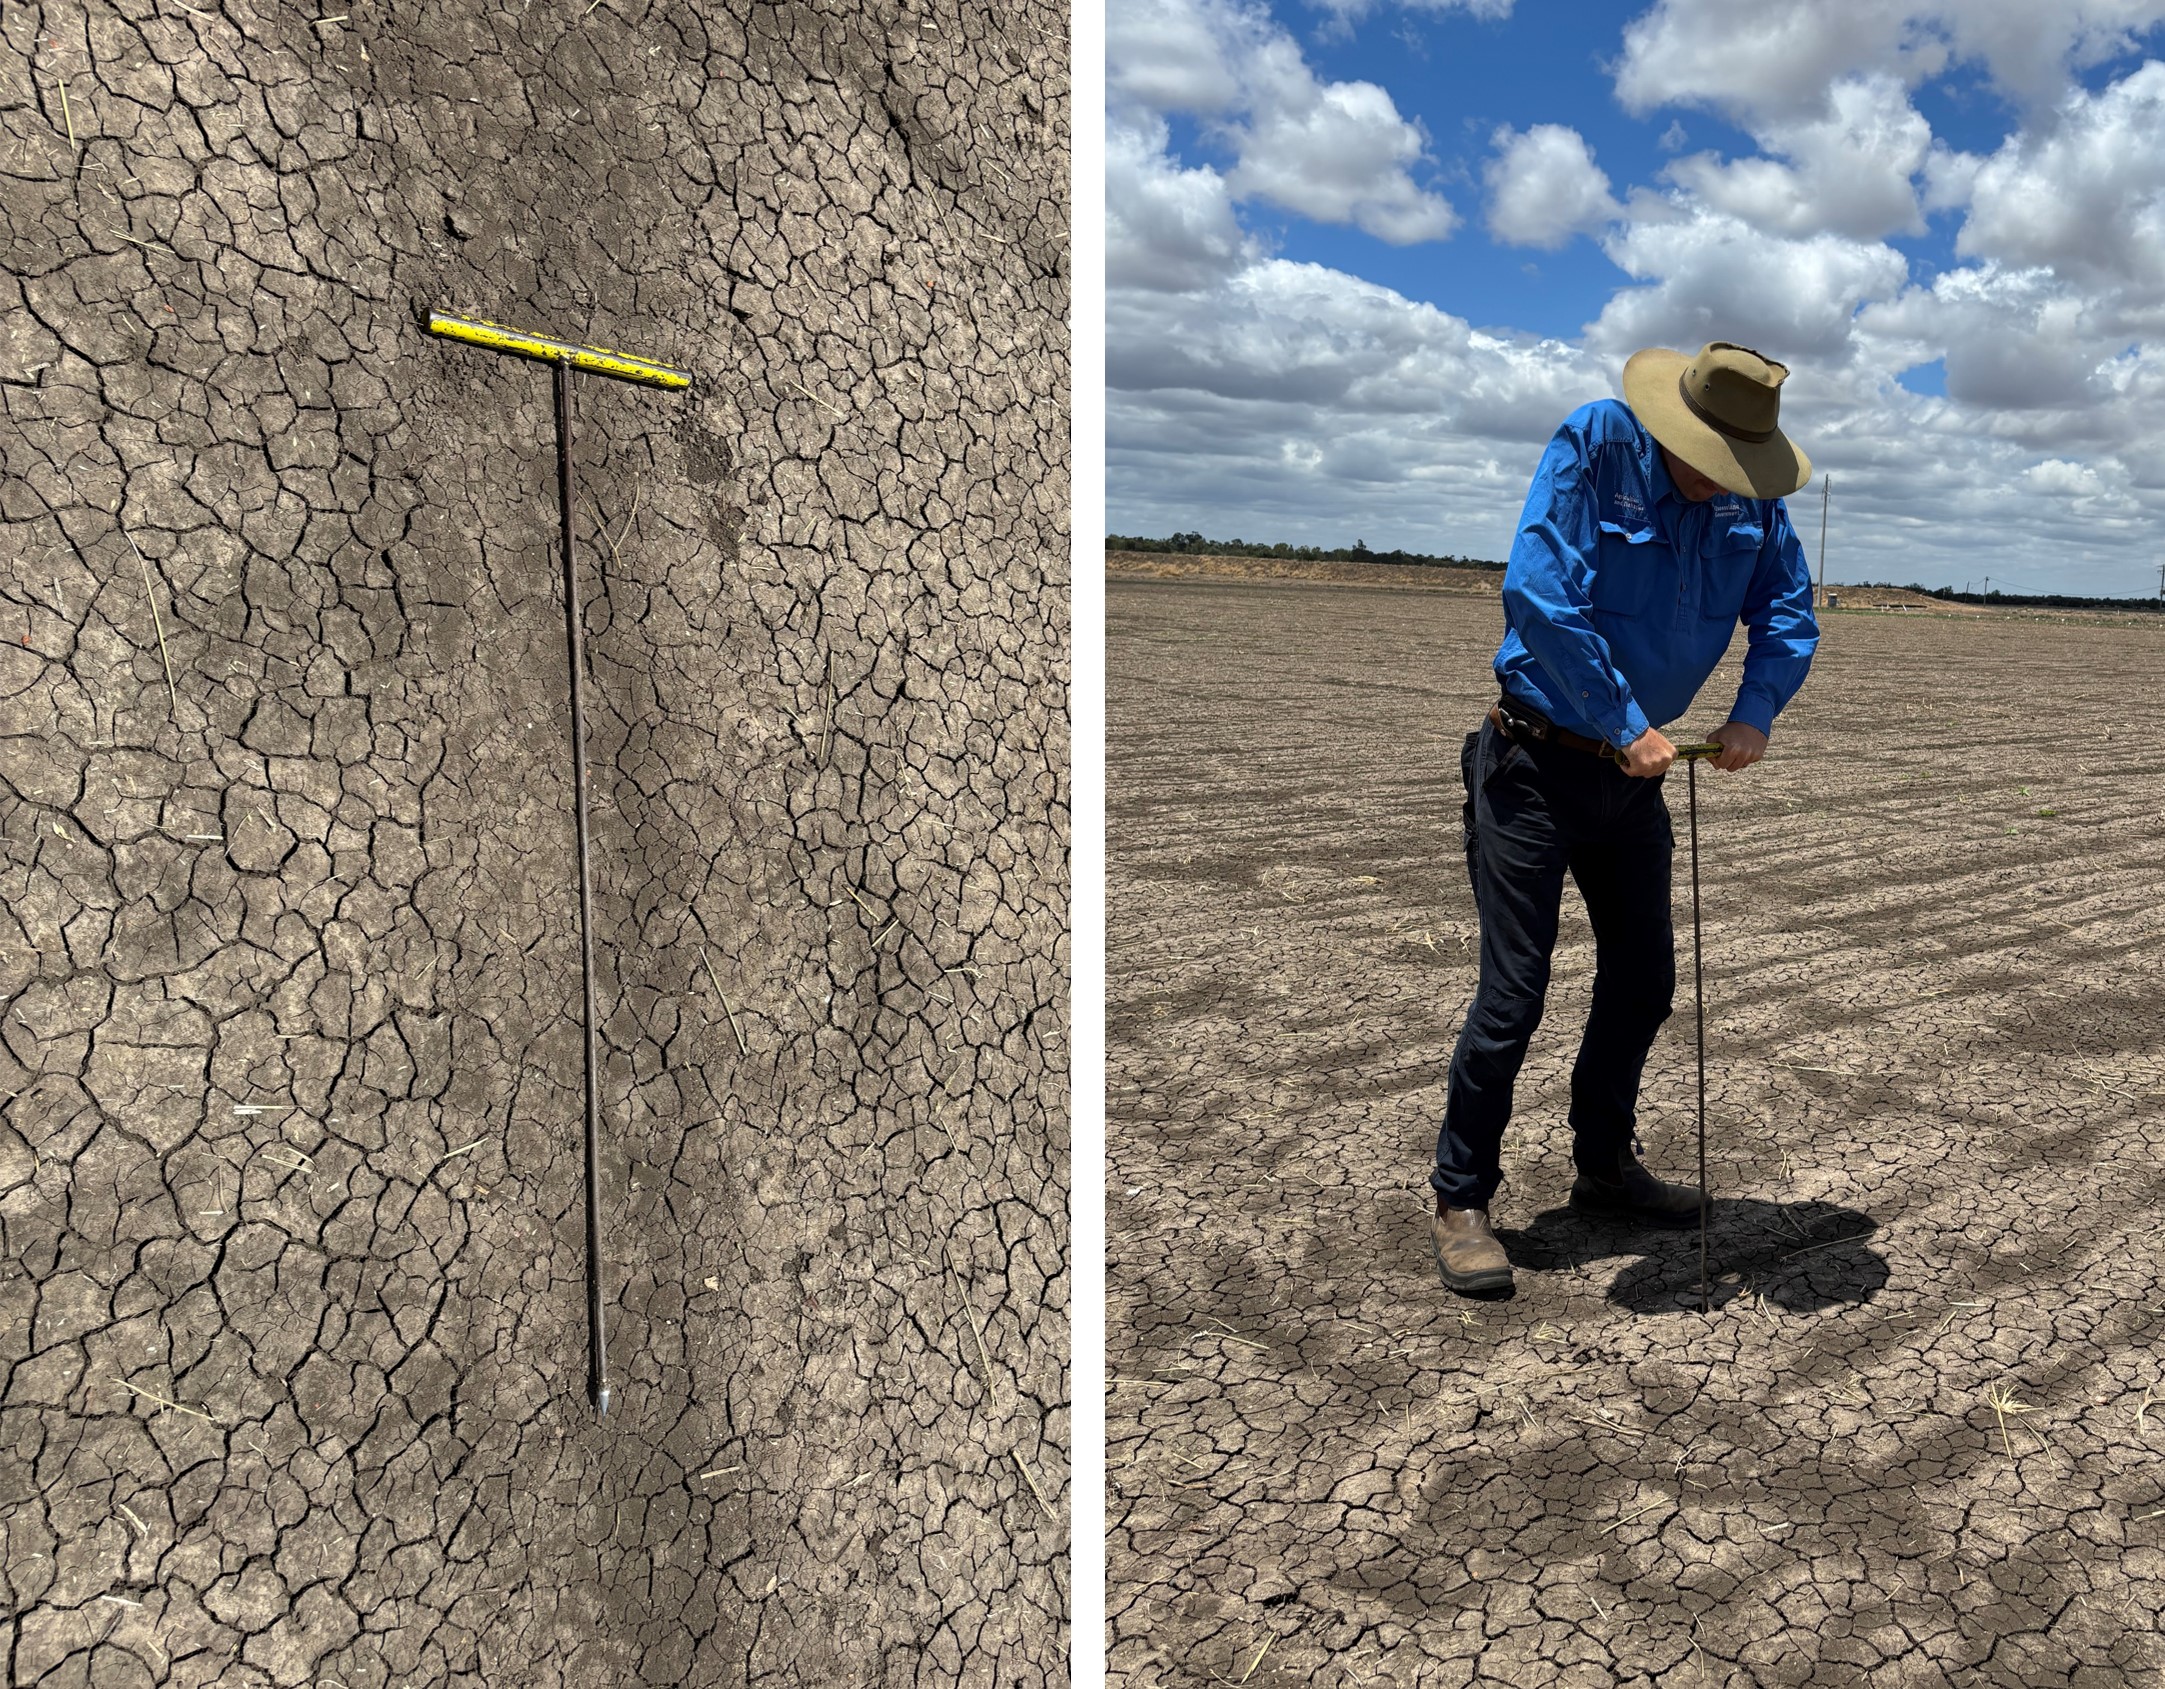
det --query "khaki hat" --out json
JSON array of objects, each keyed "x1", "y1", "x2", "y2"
[{"x1": 1621, "y1": 341, "x2": 1812, "y2": 500}]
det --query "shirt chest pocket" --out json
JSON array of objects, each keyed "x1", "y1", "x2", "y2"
[
  {"x1": 1700, "y1": 521, "x2": 1763, "y2": 624},
  {"x1": 1590, "y1": 520, "x2": 1659, "y2": 619}
]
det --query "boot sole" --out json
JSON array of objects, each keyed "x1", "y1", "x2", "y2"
[{"x1": 1568, "y1": 1186, "x2": 1702, "y2": 1228}]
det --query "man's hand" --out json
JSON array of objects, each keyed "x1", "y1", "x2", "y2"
[
  {"x1": 1618, "y1": 726, "x2": 1677, "y2": 778},
  {"x1": 1707, "y1": 720, "x2": 1768, "y2": 772}
]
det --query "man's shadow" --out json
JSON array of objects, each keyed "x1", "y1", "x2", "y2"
[{"x1": 1495, "y1": 1196, "x2": 1887, "y2": 1312}]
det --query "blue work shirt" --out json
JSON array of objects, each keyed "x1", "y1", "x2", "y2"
[{"x1": 1493, "y1": 399, "x2": 1818, "y2": 748}]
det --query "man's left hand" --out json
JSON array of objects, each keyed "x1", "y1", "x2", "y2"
[{"x1": 1707, "y1": 721, "x2": 1768, "y2": 772}]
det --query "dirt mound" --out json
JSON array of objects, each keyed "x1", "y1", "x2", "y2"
[
  {"x1": 2, "y1": 5, "x2": 1068, "y2": 1685},
  {"x1": 1822, "y1": 584, "x2": 1983, "y2": 612},
  {"x1": 1108, "y1": 551, "x2": 1505, "y2": 594}
]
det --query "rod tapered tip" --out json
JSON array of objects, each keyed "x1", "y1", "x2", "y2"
[{"x1": 592, "y1": 1383, "x2": 612, "y2": 1418}]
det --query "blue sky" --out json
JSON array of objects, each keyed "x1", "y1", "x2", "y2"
[
  {"x1": 1107, "y1": 0, "x2": 2165, "y2": 596},
  {"x1": 1272, "y1": 8, "x2": 2009, "y2": 336}
]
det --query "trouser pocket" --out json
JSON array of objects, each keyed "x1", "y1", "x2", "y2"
[{"x1": 1459, "y1": 730, "x2": 1481, "y2": 890}]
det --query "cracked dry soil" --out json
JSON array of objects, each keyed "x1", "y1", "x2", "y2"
[
  {"x1": 1108, "y1": 582, "x2": 2165, "y2": 1688},
  {"x1": 2, "y1": 3, "x2": 1067, "y2": 1685}
]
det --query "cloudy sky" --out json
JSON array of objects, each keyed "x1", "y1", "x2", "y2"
[{"x1": 1106, "y1": 0, "x2": 2165, "y2": 595}]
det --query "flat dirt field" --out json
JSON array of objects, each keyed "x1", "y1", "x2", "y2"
[{"x1": 1106, "y1": 579, "x2": 2165, "y2": 1687}]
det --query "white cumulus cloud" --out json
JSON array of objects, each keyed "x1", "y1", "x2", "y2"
[
  {"x1": 1660, "y1": 75, "x2": 1932, "y2": 240},
  {"x1": 1614, "y1": 0, "x2": 1945, "y2": 123},
  {"x1": 1860, "y1": 264, "x2": 2122, "y2": 411},
  {"x1": 1108, "y1": 0, "x2": 1255, "y2": 114},
  {"x1": 2023, "y1": 457, "x2": 2105, "y2": 496},
  {"x1": 1590, "y1": 205, "x2": 1911, "y2": 363},
  {"x1": 1485, "y1": 125, "x2": 1623, "y2": 249},
  {"x1": 1108, "y1": 116, "x2": 1256, "y2": 293},
  {"x1": 1109, "y1": 260, "x2": 1611, "y2": 546},
  {"x1": 1613, "y1": 0, "x2": 2165, "y2": 122},
  {"x1": 1108, "y1": 0, "x2": 1459, "y2": 247},
  {"x1": 1229, "y1": 57, "x2": 1459, "y2": 242},
  {"x1": 1951, "y1": 60, "x2": 2165, "y2": 295}
]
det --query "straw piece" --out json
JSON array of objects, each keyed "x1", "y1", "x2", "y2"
[
  {"x1": 1236, "y1": 1635, "x2": 1274, "y2": 1684},
  {"x1": 788, "y1": 379, "x2": 846, "y2": 421},
  {"x1": 1202, "y1": 1318, "x2": 1266, "y2": 1352},
  {"x1": 698, "y1": 946, "x2": 750, "y2": 1056},
  {"x1": 114, "y1": 1377, "x2": 216, "y2": 1424},
  {"x1": 1599, "y1": 1497, "x2": 1672, "y2": 1534},
  {"x1": 602, "y1": 488, "x2": 641, "y2": 569},
  {"x1": 56, "y1": 72, "x2": 76, "y2": 148},
  {"x1": 819, "y1": 654, "x2": 837, "y2": 767},
  {"x1": 1779, "y1": 1231, "x2": 1873, "y2": 1261},
  {"x1": 1012, "y1": 1450, "x2": 1052, "y2": 1517},
  {"x1": 946, "y1": 1245, "x2": 999, "y2": 1409},
  {"x1": 123, "y1": 531, "x2": 179, "y2": 714},
  {"x1": 101, "y1": 226, "x2": 166, "y2": 253}
]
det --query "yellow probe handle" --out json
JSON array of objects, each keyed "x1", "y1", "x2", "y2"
[
  {"x1": 1599, "y1": 739, "x2": 1728, "y2": 762},
  {"x1": 426, "y1": 310, "x2": 692, "y2": 390}
]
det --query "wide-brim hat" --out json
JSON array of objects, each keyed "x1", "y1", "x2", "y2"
[{"x1": 1621, "y1": 341, "x2": 1811, "y2": 500}]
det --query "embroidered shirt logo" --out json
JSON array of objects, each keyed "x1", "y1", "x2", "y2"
[
  {"x1": 1610, "y1": 492, "x2": 1645, "y2": 521},
  {"x1": 1713, "y1": 499, "x2": 1743, "y2": 519}
]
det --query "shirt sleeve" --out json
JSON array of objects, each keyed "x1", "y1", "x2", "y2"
[
  {"x1": 1726, "y1": 498, "x2": 1820, "y2": 736},
  {"x1": 1501, "y1": 420, "x2": 1652, "y2": 749}
]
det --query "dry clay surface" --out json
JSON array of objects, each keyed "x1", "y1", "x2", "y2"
[
  {"x1": 1, "y1": 3, "x2": 1068, "y2": 1686},
  {"x1": 1108, "y1": 581, "x2": 2165, "y2": 1687}
]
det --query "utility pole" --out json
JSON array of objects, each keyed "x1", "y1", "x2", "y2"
[
  {"x1": 1816, "y1": 475, "x2": 1830, "y2": 607},
  {"x1": 2156, "y1": 561, "x2": 2163, "y2": 602}
]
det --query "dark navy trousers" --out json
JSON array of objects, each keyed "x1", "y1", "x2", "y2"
[{"x1": 1430, "y1": 718, "x2": 1677, "y2": 1211}]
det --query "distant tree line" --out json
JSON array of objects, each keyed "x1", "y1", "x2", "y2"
[
  {"x1": 1904, "y1": 584, "x2": 2165, "y2": 614},
  {"x1": 1107, "y1": 532, "x2": 1505, "y2": 571}
]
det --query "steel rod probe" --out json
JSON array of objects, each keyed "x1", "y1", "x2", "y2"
[
  {"x1": 554, "y1": 361, "x2": 612, "y2": 1417},
  {"x1": 426, "y1": 308, "x2": 691, "y2": 1418},
  {"x1": 1689, "y1": 754, "x2": 1709, "y2": 1313}
]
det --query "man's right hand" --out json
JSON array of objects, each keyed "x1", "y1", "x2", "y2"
[{"x1": 1618, "y1": 726, "x2": 1677, "y2": 778}]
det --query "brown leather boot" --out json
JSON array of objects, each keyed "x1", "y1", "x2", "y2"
[{"x1": 1431, "y1": 1207, "x2": 1513, "y2": 1294}]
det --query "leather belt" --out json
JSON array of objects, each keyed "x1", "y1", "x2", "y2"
[{"x1": 1488, "y1": 697, "x2": 1617, "y2": 759}]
